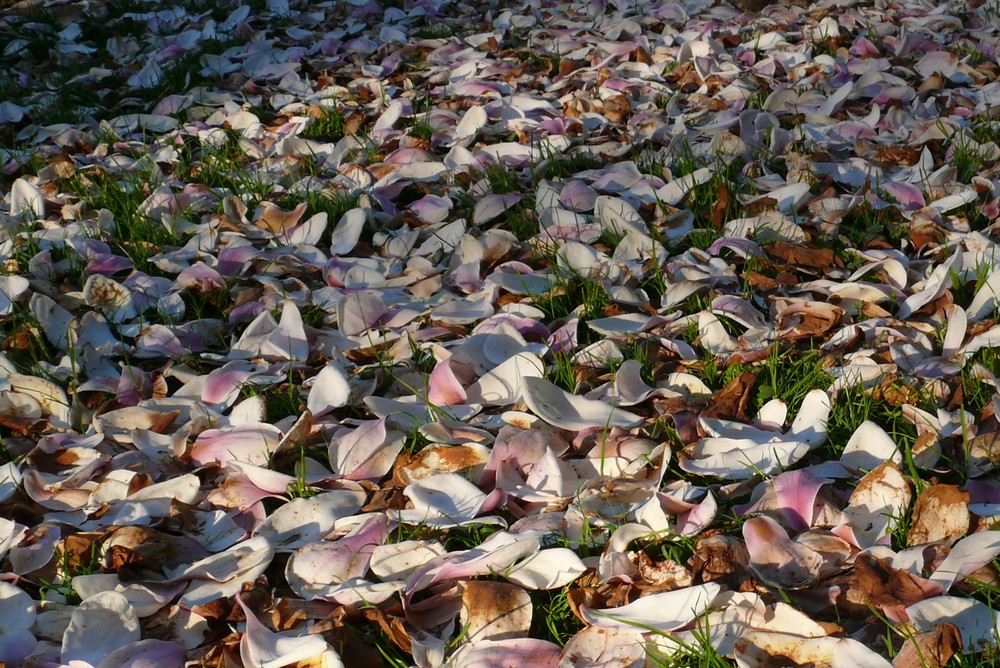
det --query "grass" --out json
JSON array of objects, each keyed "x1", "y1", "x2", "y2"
[
  {"x1": 753, "y1": 345, "x2": 831, "y2": 415},
  {"x1": 530, "y1": 587, "x2": 582, "y2": 646},
  {"x1": 302, "y1": 106, "x2": 348, "y2": 143},
  {"x1": 65, "y1": 168, "x2": 180, "y2": 271},
  {"x1": 837, "y1": 201, "x2": 908, "y2": 249},
  {"x1": 9, "y1": 1, "x2": 1000, "y2": 665}
]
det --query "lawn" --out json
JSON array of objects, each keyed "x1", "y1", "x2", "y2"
[{"x1": 1, "y1": 0, "x2": 1000, "y2": 666}]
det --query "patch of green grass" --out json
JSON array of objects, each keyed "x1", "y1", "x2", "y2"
[
  {"x1": 689, "y1": 354, "x2": 747, "y2": 393},
  {"x1": 408, "y1": 115, "x2": 435, "y2": 141},
  {"x1": 302, "y1": 106, "x2": 347, "y2": 143},
  {"x1": 533, "y1": 271, "x2": 609, "y2": 337},
  {"x1": 538, "y1": 151, "x2": 606, "y2": 180},
  {"x1": 548, "y1": 350, "x2": 577, "y2": 392},
  {"x1": 961, "y1": 347, "x2": 1000, "y2": 415},
  {"x1": 645, "y1": 624, "x2": 731, "y2": 668},
  {"x1": 39, "y1": 541, "x2": 103, "y2": 605},
  {"x1": 65, "y1": 168, "x2": 178, "y2": 271},
  {"x1": 753, "y1": 345, "x2": 832, "y2": 415},
  {"x1": 823, "y1": 383, "x2": 931, "y2": 476},
  {"x1": 175, "y1": 132, "x2": 274, "y2": 212},
  {"x1": 838, "y1": 202, "x2": 907, "y2": 249},
  {"x1": 530, "y1": 587, "x2": 583, "y2": 647},
  {"x1": 412, "y1": 22, "x2": 453, "y2": 39},
  {"x1": 242, "y1": 375, "x2": 302, "y2": 424}
]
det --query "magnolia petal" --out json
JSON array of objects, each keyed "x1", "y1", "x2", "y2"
[
  {"x1": 734, "y1": 631, "x2": 892, "y2": 668},
  {"x1": 95, "y1": 640, "x2": 186, "y2": 668},
  {"x1": 253, "y1": 490, "x2": 367, "y2": 549},
  {"x1": 62, "y1": 591, "x2": 140, "y2": 665},
  {"x1": 521, "y1": 378, "x2": 643, "y2": 432},
  {"x1": 10, "y1": 178, "x2": 45, "y2": 218},
  {"x1": 445, "y1": 639, "x2": 561, "y2": 668},
  {"x1": 328, "y1": 418, "x2": 405, "y2": 480},
  {"x1": 906, "y1": 596, "x2": 999, "y2": 652},
  {"x1": 841, "y1": 421, "x2": 901, "y2": 470},
  {"x1": 0, "y1": 581, "x2": 35, "y2": 666},
  {"x1": 428, "y1": 359, "x2": 467, "y2": 406},
  {"x1": 330, "y1": 208, "x2": 366, "y2": 256},
  {"x1": 189, "y1": 423, "x2": 283, "y2": 467},
  {"x1": 168, "y1": 536, "x2": 275, "y2": 607},
  {"x1": 261, "y1": 300, "x2": 308, "y2": 361},
  {"x1": 743, "y1": 516, "x2": 823, "y2": 589},
  {"x1": 466, "y1": 353, "x2": 544, "y2": 406},
  {"x1": 558, "y1": 627, "x2": 645, "y2": 668},
  {"x1": 579, "y1": 583, "x2": 721, "y2": 632},
  {"x1": 841, "y1": 461, "x2": 911, "y2": 549},
  {"x1": 370, "y1": 540, "x2": 447, "y2": 582},
  {"x1": 505, "y1": 548, "x2": 586, "y2": 589},
  {"x1": 307, "y1": 362, "x2": 351, "y2": 417},
  {"x1": 929, "y1": 531, "x2": 1000, "y2": 592},
  {"x1": 394, "y1": 473, "x2": 498, "y2": 527},
  {"x1": 460, "y1": 581, "x2": 532, "y2": 643},
  {"x1": 237, "y1": 594, "x2": 334, "y2": 668},
  {"x1": 772, "y1": 470, "x2": 830, "y2": 532}
]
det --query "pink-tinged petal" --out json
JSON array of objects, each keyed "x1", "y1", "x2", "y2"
[
  {"x1": 175, "y1": 261, "x2": 225, "y2": 293},
  {"x1": 452, "y1": 260, "x2": 482, "y2": 293},
  {"x1": 328, "y1": 419, "x2": 405, "y2": 481},
  {"x1": 217, "y1": 246, "x2": 258, "y2": 277},
  {"x1": 208, "y1": 460, "x2": 295, "y2": 510},
  {"x1": 881, "y1": 181, "x2": 925, "y2": 210},
  {"x1": 929, "y1": 531, "x2": 1000, "y2": 592},
  {"x1": 771, "y1": 470, "x2": 830, "y2": 532},
  {"x1": 237, "y1": 593, "x2": 334, "y2": 668},
  {"x1": 579, "y1": 583, "x2": 721, "y2": 632},
  {"x1": 394, "y1": 473, "x2": 504, "y2": 528},
  {"x1": 411, "y1": 195, "x2": 452, "y2": 224},
  {"x1": 510, "y1": 446, "x2": 577, "y2": 502},
  {"x1": 559, "y1": 180, "x2": 599, "y2": 212},
  {"x1": 743, "y1": 516, "x2": 823, "y2": 589},
  {"x1": 22, "y1": 470, "x2": 91, "y2": 511},
  {"x1": 253, "y1": 201, "x2": 308, "y2": 235},
  {"x1": 677, "y1": 491, "x2": 718, "y2": 537},
  {"x1": 116, "y1": 365, "x2": 157, "y2": 407},
  {"x1": 286, "y1": 515, "x2": 387, "y2": 597},
  {"x1": 407, "y1": 532, "x2": 539, "y2": 596},
  {"x1": 188, "y1": 423, "x2": 283, "y2": 467},
  {"x1": 473, "y1": 193, "x2": 522, "y2": 225},
  {"x1": 445, "y1": 639, "x2": 560, "y2": 668},
  {"x1": 428, "y1": 359, "x2": 467, "y2": 406},
  {"x1": 202, "y1": 361, "x2": 258, "y2": 408},
  {"x1": 337, "y1": 291, "x2": 390, "y2": 336}
]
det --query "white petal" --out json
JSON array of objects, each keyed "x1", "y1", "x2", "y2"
[
  {"x1": 506, "y1": 548, "x2": 586, "y2": 589},
  {"x1": 238, "y1": 594, "x2": 333, "y2": 668},
  {"x1": 579, "y1": 583, "x2": 721, "y2": 632},
  {"x1": 521, "y1": 378, "x2": 643, "y2": 432},
  {"x1": 62, "y1": 591, "x2": 140, "y2": 665}
]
